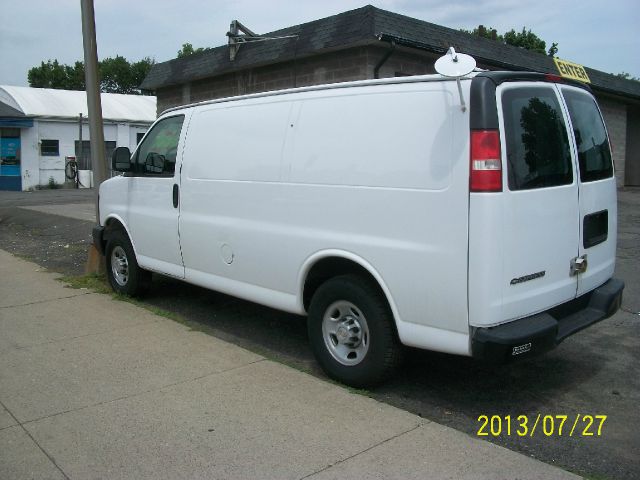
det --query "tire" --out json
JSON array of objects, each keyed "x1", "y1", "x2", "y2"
[
  {"x1": 308, "y1": 274, "x2": 403, "y2": 388},
  {"x1": 105, "y1": 229, "x2": 151, "y2": 296}
]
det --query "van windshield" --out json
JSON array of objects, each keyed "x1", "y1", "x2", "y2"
[
  {"x1": 502, "y1": 86, "x2": 573, "y2": 191},
  {"x1": 562, "y1": 89, "x2": 613, "y2": 182}
]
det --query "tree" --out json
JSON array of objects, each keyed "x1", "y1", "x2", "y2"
[
  {"x1": 467, "y1": 25, "x2": 502, "y2": 41},
  {"x1": 99, "y1": 56, "x2": 154, "y2": 94},
  {"x1": 28, "y1": 60, "x2": 84, "y2": 90},
  {"x1": 616, "y1": 72, "x2": 639, "y2": 82},
  {"x1": 27, "y1": 57, "x2": 154, "y2": 94},
  {"x1": 177, "y1": 42, "x2": 211, "y2": 58},
  {"x1": 462, "y1": 25, "x2": 558, "y2": 57}
]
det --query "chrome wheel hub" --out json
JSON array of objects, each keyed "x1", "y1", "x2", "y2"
[
  {"x1": 322, "y1": 300, "x2": 369, "y2": 366},
  {"x1": 111, "y1": 246, "x2": 129, "y2": 287}
]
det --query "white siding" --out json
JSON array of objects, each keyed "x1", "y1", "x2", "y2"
[{"x1": 19, "y1": 119, "x2": 152, "y2": 190}]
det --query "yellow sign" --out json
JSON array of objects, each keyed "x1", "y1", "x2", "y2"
[{"x1": 553, "y1": 58, "x2": 591, "y2": 83}]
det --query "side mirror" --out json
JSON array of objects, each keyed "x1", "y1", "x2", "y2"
[{"x1": 111, "y1": 146, "x2": 132, "y2": 172}]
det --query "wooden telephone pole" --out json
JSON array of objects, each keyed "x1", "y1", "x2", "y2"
[{"x1": 80, "y1": 0, "x2": 108, "y2": 272}]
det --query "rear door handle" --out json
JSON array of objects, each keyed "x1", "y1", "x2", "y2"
[
  {"x1": 172, "y1": 184, "x2": 179, "y2": 208},
  {"x1": 570, "y1": 255, "x2": 588, "y2": 276}
]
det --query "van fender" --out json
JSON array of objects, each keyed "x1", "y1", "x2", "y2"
[
  {"x1": 103, "y1": 214, "x2": 140, "y2": 259},
  {"x1": 297, "y1": 249, "x2": 402, "y2": 324}
]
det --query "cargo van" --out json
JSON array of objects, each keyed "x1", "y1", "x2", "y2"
[{"x1": 94, "y1": 57, "x2": 624, "y2": 387}]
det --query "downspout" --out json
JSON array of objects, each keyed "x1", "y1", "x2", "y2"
[{"x1": 373, "y1": 40, "x2": 396, "y2": 79}]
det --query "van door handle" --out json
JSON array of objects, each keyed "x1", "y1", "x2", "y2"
[
  {"x1": 570, "y1": 255, "x2": 588, "y2": 276},
  {"x1": 172, "y1": 184, "x2": 179, "y2": 208}
]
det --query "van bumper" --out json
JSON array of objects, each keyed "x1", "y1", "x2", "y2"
[
  {"x1": 471, "y1": 278, "x2": 624, "y2": 363},
  {"x1": 92, "y1": 225, "x2": 105, "y2": 255}
]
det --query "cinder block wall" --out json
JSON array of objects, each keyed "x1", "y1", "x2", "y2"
[
  {"x1": 155, "y1": 46, "x2": 440, "y2": 115},
  {"x1": 156, "y1": 48, "x2": 375, "y2": 114},
  {"x1": 597, "y1": 96, "x2": 627, "y2": 187},
  {"x1": 625, "y1": 106, "x2": 640, "y2": 186}
]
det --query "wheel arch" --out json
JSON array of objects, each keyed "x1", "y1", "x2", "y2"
[
  {"x1": 298, "y1": 250, "x2": 401, "y2": 326},
  {"x1": 103, "y1": 215, "x2": 139, "y2": 257}
]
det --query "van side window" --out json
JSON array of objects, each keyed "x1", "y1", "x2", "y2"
[
  {"x1": 562, "y1": 89, "x2": 613, "y2": 182},
  {"x1": 135, "y1": 115, "x2": 185, "y2": 175},
  {"x1": 502, "y1": 87, "x2": 572, "y2": 190}
]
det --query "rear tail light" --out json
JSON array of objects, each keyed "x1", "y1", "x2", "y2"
[{"x1": 470, "y1": 129, "x2": 502, "y2": 192}]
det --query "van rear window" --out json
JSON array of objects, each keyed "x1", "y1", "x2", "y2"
[
  {"x1": 562, "y1": 89, "x2": 613, "y2": 182},
  {"x1": 502, "y1": 87, "x2": 573, "y2": 190}
]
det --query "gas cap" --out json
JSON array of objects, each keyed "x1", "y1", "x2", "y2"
[{"x1": 221, "y1": 244, "x2": 234, "y2": 265}]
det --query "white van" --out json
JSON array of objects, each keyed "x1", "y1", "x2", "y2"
[{"x1": 94, "y1": 68, "x2": 624, "y2": 387}]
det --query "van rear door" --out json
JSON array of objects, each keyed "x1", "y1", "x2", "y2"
[
  {"x1": 497, "y1": 83, "x2": 580, "y2": 322},
  {"x1": 559, "y1": 86, "x2": 617, "y2": 296},
  {"x1": 468, "y1": 75, "x2": 617, "y2": 328}
]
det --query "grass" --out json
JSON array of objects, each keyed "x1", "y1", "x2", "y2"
[{"x1": 60, "y1": 273, "x2": 111, "y2": 294}]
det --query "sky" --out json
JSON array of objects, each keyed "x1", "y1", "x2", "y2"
[{"x1": 1, "y1": 0, "x2": 639, "y2": 87}]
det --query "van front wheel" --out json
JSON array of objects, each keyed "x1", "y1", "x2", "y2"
[
  {"x1": 105, "y1": 230, "x2": 150, "y2": 296},
  {"x1": 308, "y1": 275, "x2": 403, "y2": 387}
]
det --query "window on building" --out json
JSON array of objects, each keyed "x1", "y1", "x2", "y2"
[
  {"x1": 137, "y1": 132, "x2": 145, "y2": 144},
  {"x1": 40, "y1": 139, "x2": 59, "y2": 156},
  {"x1": 74, "y1": 140, "x2": 117, "y2": 170}
]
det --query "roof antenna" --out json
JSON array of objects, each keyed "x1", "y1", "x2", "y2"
[
  {"x1": 434, "y1": 47, "x2": 476, "y2": 112},
  {"x1": 227, "y1": 20, "x2": 298, "y2": 61}
]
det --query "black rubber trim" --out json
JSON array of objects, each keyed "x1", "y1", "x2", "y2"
[
  {"x1": 471, "y1": 278, "x2": 624, "y2": 363},
  {"x1": 92, "y1": 225, "x2": 106, "y2": 256},
  {"x1": 470, "y1": 76, "x2": 499, "y2": 130},
  {"x1": 469, "y1": 71, "x2": 592, "y2": 131},
  {"x1": 474, "y1": 71, "x2": 592, "y2": 92}
]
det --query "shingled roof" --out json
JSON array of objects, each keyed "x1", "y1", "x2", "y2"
[{"x1": 141, "y1": 5, "x2": 640, "y2": 101}]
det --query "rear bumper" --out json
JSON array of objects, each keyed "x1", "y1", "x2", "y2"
[{"x1": 471, "y1": 278, "x2": 624, "y2": 363}]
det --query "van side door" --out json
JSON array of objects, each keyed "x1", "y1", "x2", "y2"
[{"x1": 126, "y1": 114, "x2": 186, "y2": 278}]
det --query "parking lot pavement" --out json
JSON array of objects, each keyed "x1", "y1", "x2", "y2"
[
  {"x1": 0, "y1": 250, "x2": 581, "y2": 480},
  {"x1": 19, "y1": 203, "x2": 96, "y2": 222}
]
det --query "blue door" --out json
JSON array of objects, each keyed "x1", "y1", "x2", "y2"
[{"x1": 0, "y1": 132, "x2": 22, "y2": 191}]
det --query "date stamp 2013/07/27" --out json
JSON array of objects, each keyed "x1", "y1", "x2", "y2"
[{"x1": 477, "y1": 414, "x2": 607, "y2": 437}]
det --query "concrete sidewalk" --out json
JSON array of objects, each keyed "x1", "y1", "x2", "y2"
[{"x1": 0, "y1": 250, "x2": 579, "y2": 480}]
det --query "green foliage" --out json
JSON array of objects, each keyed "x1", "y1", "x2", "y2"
[
  {"x1": 176, "y1": 42, "x2": 211, "y2": 58},
  {"x1": 464, "y1": 25, "x2": 502, "y2": 41},
  {"x1": 28, "y1": 57, "x2": 155, "y2": 94},
  {"x1": 616, "y1": 72, "x2": 639, "y2": 82},
  {"x1": 28, "y1": 60, "x2": 85, "y2": 90},
  {"x1": 99, "y1": 56, "x2": 154, "y2": 94},
  {"x1": 462, "y1": 25, "x2": 558, "y2": 57},
  {"x1": 47, "y1": 176, "x2": 59, "y2": 189}
]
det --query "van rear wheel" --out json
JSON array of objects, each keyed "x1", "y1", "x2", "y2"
[
  {"x1": 308, "y1": 274, "x2": 403, "y2": 388},
  {"x1": 105, "y1": 230, "x2": 150, "y2": 296}
]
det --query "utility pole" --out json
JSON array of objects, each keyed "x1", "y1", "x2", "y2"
[
  {"x1": 78, "y1": 112, "x2": 83, "y2": 168},
  {"x1": 80, "y1": 0, "x2": 107, "y2": 273},
  {"x1": 80, "y1": 0, "x2": 107, "y2": 222}
]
